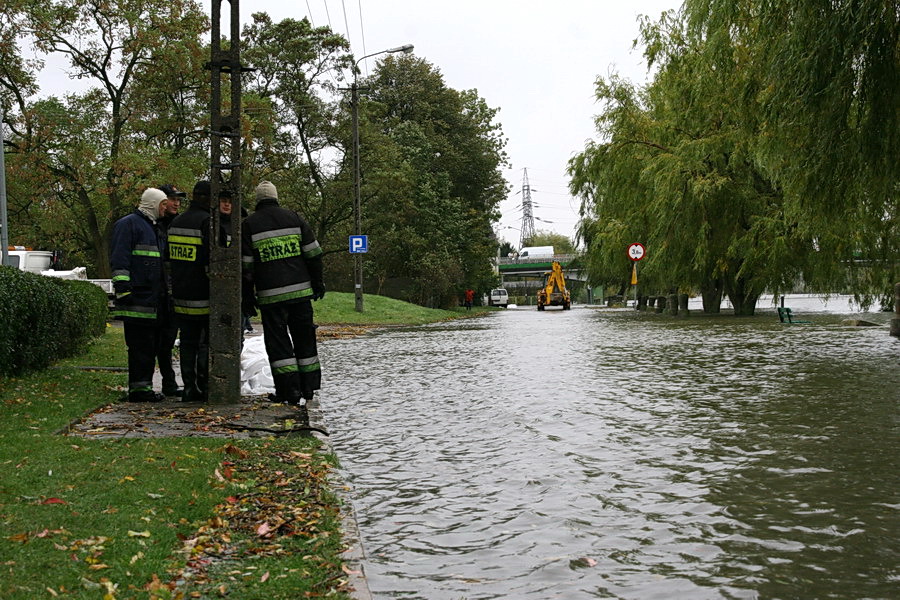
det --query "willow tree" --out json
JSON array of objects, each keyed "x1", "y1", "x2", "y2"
[
  {"x1": 684, "y1": 0, "x2": 899, "y2": 305},
  {"x1": 570, "y1": 10, "x2": 810, "y2": 315}
]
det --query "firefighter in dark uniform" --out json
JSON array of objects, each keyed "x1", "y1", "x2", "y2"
[
  {"x1": 110, "y1": 187, "x2": 169, "y2": 402},
  {"x1": 241, "y1": 181, "x2": 325, "y2": 409},
  {"x1": 155, "y1": 183, "x2": 185, "y2": 398},
  {"x1": 167, "y1": 180, "x2": 214, "y2": 403}
]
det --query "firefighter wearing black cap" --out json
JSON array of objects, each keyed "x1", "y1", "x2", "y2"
[
  {"x1": 241, "y1": 180, "x2": 325, "y2": 408},
  {"x1": 168, "y1": 180, "x2": 213, "y2": 403},
  {"x1": 110, "y1": 187, "x2": 169, "y2": 402},
  {"x1": 155, "y1": 183, "x2": 186, "y2": 398}
]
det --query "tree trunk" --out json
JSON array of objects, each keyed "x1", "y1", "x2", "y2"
[
  {"x1": 725, "y1": 276, "x2": 761, "y2": 316},
  {"x1": 700, "y1": 278, "x2": 723, "y2": 313}
]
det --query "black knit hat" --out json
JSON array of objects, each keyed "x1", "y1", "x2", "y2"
[{"x1": 192, "y1": 180, "x2": 211, "y2": 198}]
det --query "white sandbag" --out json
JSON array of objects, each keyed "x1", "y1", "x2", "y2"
[{"x1": 240, "y1": 335, "x2": 275, "y2": 395}]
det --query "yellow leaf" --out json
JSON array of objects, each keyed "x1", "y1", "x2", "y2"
[
  {"x1": 89, "y1": 564, "x2": 110, "y2": 570},
  {"x1": 127, "y1": 530, "x2": 151, "y2": 538}
]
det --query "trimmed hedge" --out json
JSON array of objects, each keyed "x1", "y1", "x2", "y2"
[{"x1": 0, "y1": 266, "x2": 109, "y2": 375}]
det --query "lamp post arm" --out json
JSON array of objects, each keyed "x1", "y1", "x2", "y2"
[{"x1": 354, "y1": 44, "x2": 414, "y2": 72}]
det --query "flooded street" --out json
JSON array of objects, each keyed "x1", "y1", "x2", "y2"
[{"x1": 320, "y1": 299, "x2": 899, "y2": 599}]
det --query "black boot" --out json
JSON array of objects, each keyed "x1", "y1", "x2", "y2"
[{"x1": 180, "y1": 346, "x2": 202, "y2": 402}]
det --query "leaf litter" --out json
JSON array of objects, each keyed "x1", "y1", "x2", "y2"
[{"x1": 163, "y1": 443, "x2": 351, "y2": 597}]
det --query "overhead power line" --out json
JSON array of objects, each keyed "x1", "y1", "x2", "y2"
[{"x1": 340, "y1": 0, "x2": 352, "y2": 50}]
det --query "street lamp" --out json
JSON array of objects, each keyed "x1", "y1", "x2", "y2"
[{"x1": 351, "y1": 44, "x2": 413, "y2": 312}]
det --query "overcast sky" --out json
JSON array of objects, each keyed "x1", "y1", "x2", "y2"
[
  {"x1": 32, "y1": 1, "x2": 682, "y2": 247},
  {"x1": 282, "y1": 0, "x2": 683, "y2": 248}
]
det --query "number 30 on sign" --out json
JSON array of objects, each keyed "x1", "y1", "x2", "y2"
[{"x1": 628, "y1": 243, "x2": 645, "y2": 261}]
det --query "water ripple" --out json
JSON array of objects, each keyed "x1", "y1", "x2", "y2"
[{"x1": 320, "y1": 306, "x2": 899, "y2": 599}]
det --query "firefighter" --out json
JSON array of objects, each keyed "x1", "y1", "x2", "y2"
[
  {"x1": 110, "y1": 187, "x2": 169, "y2": 402},
  {"x1": 241, "y1": 181, "x2": 325, "y2": 411},
  {"x1": 155, "y1": 183, "x2": 185, "y2": 398},
  {"x1": 167, "y1": 180, "x2": 214, "y2": 403}
]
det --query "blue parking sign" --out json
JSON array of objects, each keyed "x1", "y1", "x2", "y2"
[{"x1": 349, "y1": 235, "x2": 368, "y2": 253}]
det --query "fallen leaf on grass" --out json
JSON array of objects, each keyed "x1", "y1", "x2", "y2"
[
  {"x1": 8, "y1": 533, "x2": 28, "y2": 543},
  {"x1": 127, "y1": 530, "x2": 151, "y2": 538},
  {"x1": 260, "y1": 571, "x2": 270, "y2": 583},
  {"x1": 255, "y1": 522, "x2": 272, "y2": 537},
  {"x1": 41, "y1": 497, "x2": 67, "y2": 505},
  {"x1": 224, "y1": 444, "x2": 248, "y2": 459}
]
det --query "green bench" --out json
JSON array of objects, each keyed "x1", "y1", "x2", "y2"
[{"x1": 778, "y1": 306, "x2": 811, "y2": 324}]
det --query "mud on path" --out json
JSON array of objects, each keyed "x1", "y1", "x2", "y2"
[{"x1": 62, "y1": 396, "x2": 327, "y2": 439}]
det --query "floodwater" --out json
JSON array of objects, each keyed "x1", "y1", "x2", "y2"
[{"x1": 319, "y1": 297, "x2": 899, "y2": 600}]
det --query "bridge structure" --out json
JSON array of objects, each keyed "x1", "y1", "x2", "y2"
[{"x1": 496, "y1": 254, "x2": 588, "y2": 298}]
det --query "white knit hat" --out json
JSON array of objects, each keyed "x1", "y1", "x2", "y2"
[
  {"x1": 139, "y1": 187, "x2": 167, "y2": 222},
  {"x1": 255, "y1": 181, "x2": 278, "y2": 201}
]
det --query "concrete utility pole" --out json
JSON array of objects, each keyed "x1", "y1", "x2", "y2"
[
  {"x1": 206, "y1": 0, "x2": 244, "y2": 404},
  {"x1": 0, "y1": 109, "x2": 8, "y2": 267},
  {"x1": 519, "y1": 168, "x2": 535, "y2": 249}
]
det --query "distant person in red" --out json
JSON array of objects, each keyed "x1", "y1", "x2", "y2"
[{"x1": 464, "y1": 288, "x2": 475, "y2": 311}]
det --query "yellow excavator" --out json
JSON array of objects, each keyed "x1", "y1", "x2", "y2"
[{"x1": 537, "y1": 261, "x2": 571, "y2": 310}]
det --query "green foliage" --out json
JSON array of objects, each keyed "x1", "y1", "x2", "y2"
[
  {"x1": 570, "y1": 4, "x2": 897, "y2": 315},
  {"x1": 356, "y1": 55, "x2": 508, "y2": 307},
  {"x1": 2, "y1": 6, "x2": 511, "y2": 309},
  {"x1": 1, "y1": 0, "x2": 209, "y2": 277},
  {"x1": 0, "y1": 267, "x2": 107, "y2": 375},
  {"x1": 522, "y1": 230, "x2": 576, "y2": 254}
]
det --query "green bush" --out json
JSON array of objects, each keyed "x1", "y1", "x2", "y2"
[{"x1": 0, "y1": 267, "x2": 108, "y2": 375}]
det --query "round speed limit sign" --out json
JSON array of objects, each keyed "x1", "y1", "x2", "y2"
[{"x1": 628, "y1": 243, "x2": 645, "y2": 261}]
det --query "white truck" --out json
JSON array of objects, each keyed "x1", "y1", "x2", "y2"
[{"x1": 3, "y1": 247, "x2": 115, "y2": 299}]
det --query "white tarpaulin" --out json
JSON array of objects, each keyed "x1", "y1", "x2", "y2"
[
  {"x1": 240, "y1": 335, "x2": 275, "y2": 396},
  {"x1": 41, "y1": 266, "x2": 87, "y2": 279}
]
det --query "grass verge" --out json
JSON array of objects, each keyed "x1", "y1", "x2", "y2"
[
  {"x1": 0, "y1": 329, "x2": 349, "y2": 598},
  {"x1": 1, "y1": 293, "x2": 492, "y2": 599}
]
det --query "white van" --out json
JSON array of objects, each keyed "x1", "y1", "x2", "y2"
[
  {"x1": 489, "y1": 288, "x2": 509, "y2": 308},
  {"x1": 517, "y1": 246, "x2": 554, "y2": 260}
]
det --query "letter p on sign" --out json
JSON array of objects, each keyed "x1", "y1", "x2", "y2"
[{"x1": 349, "y1": 235, "x2": 368, "y2": 254}]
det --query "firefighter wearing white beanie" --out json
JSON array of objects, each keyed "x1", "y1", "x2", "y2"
[
  {"x1": 108, "y1": 186, "x2": 171, "y2": 403},
  {"x1": 138, "y1": 187, "x2": 168, "y2": 223}
]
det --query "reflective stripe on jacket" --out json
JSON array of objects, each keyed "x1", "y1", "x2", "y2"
[
  {"x1": 109, "y1": 210, "x2": 165, "y2": 321},
  {"x1": 241, "y1": 198, "x2": 323, "y2": 306},
  {"x1": 169, "y1": 203, "x2": 212, "y2": 319}
]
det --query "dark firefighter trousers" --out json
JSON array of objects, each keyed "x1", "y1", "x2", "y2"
[
  {"x1": 178, "y1": 318, "x2": 209, "y2": 402},
  {"x1": 260, "y1": 300, "x2": 321, "y2": 402},
  {"x1": 124, "y1": 320, "x2": 158, "y2": 396},
  {"x1": 155, "y1": 307, "x2": 179, "y2": 393}
]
